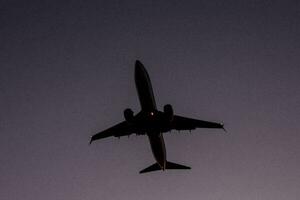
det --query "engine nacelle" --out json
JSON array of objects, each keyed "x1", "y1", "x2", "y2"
[
  {"x1": 124, "y1": 108, "x2": 134, "y2": 122},
  {"x1": 163, "y1": 104, "x2": 174, "y2": 122}
]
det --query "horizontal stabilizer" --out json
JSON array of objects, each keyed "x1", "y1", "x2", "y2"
[
  {"x1": 139, "y1": 161, "x2": 191, "y2": 174},
  {"x1": 166, "y1": 161, "x2": 191, "y2": 170},
  {"x1": 140, "y1": 163, "x2": 161, "y2": 174}
]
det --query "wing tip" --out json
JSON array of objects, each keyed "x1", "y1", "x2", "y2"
[{"x1": 221, "y1": 123, "x2": 227, "y2": 133}]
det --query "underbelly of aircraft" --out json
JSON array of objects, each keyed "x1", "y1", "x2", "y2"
[{"x1": 148, "y1": 133, "x2": 166, "y2": 168}]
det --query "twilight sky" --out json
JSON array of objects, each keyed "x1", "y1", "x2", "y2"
[{"x1": 1, "y1": 0, "x2": 300, "y2": 199}]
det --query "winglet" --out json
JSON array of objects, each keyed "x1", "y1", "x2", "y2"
[
  {"x1": 89, "y1": 136, "x2": 93, "y2": 145},
  {"x1": 221, "y1": 123, "x2": 227, "y2": 133}
]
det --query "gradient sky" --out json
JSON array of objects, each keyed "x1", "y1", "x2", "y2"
[{"x1": 1, "y1": 0, "x2": 300, "y2": 199}]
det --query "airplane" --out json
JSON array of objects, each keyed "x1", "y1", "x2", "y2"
[{"x1": 90, "y1": 60, "x2": 225, "y2": 173}]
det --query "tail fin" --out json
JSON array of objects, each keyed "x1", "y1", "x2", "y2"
[{"x1": 139, "y1": 161, "x2": 191, "y2": 174}]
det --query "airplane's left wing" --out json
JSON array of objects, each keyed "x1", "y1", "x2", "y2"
[
  {"x1": 90, "y1": 121, "x2": 135, "y2": 144},
  {"x1": 171, "y1": 115, "x2": 224, "y2": 131}
]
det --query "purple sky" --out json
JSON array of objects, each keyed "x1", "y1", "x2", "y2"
[{"x1": 1, "y1": 0, "x2": 300, "y2": 199}]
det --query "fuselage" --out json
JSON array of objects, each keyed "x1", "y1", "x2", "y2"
[{"x1": 134, "y1": 60, "x2": 166, "y2": 170}]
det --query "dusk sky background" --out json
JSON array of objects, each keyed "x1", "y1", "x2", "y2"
[{"x1": 1, "y1": 0, "x2": 300, "y2": 199}]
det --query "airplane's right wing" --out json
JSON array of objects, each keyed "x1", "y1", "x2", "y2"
[
  {"x1": 171, "y1": 115, "x2": 224, "y2": 131},
  {"x1": 90, "y1": 121, "x2": 135, "y2": 144}
]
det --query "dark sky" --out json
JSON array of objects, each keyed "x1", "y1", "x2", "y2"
[{"x1": 1, "y1": 0, "x2": 300, "y2": 199}]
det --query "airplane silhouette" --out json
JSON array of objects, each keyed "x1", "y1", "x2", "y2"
[{"x1": 90, "y1": 60, "x2": 225, "y2": 173}]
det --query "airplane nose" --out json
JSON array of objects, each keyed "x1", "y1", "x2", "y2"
[
  {"x1": 135, "y1": 60, "x2": 142, "y2": 66},
  {"x1": 135, "y1": 60, "x2": 144, "y2": 71},
  {"x1": 135, "y1": 60, "x2": 145, "y2": 74}
]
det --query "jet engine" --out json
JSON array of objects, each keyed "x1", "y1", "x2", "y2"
[
  {"x1": 163, "y1": 104, "x2": 174, "y2": 122},
  {"x1": 124, "y1": 108, "x2": 134, "y2": 122}
]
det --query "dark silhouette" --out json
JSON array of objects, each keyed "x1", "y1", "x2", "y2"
[{"x1": 90, "y1": 60, "x2": 225, "y2": 173}]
